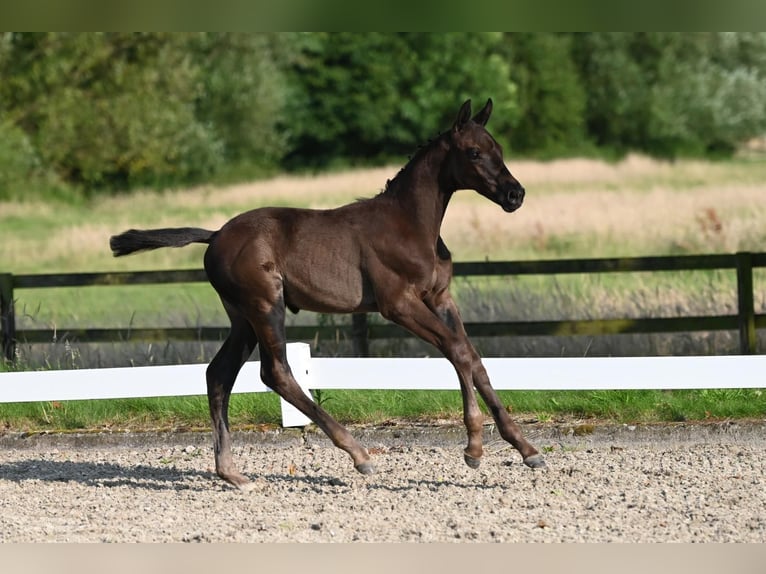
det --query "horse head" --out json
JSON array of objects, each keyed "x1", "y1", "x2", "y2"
[{"x1": 446, "y1": 98, "x2": 525, "y2": 213}]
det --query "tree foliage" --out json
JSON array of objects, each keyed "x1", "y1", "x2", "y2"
[
  {"x1": 1, "y1": 32, "x2": 765, "y2": 200},
  {"x1": 282, "y1": 32, "x2": 518, "y2": 168},
  {"x1": 192, "y1": 33, "x2": 292, "y2": 173},
  {"x1": 0, "y1": 32, "x2": 287, "y2": 198},
  {"x1": 505, "y1": 33, "x2": 588, "y2": 155},
  {"x1": 2, "y1": 33, "x2": 222, "y2": 191},
  {"x1": 571, "y1": 32, "x2": 766, "y2": 157}
]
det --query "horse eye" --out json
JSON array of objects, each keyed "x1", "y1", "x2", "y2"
[{"x1": 467, "y1": 148, "x2": 481, "y2": 160}]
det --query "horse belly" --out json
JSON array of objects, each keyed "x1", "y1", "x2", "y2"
[{"x1": 283, "y1": 261, "x2": 373, "y2": 314}]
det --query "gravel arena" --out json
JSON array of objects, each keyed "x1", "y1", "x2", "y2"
[{"x1": 0, "y1": 420, "x2": 765, "y2": 543}]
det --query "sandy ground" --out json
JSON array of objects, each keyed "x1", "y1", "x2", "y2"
[{"x1": 0, "y1": 421, "x2": 764, "y2": 542}]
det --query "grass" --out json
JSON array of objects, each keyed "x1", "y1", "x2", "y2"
[
  {"x1": 2, "y1": 388, "x2": 765, "y2": 434},
  {"x1": 1, "y1": 154, "x2": 766, "y2": 430},
  {"x1": 3, "y1": 154, "x2": 766, "y2": 273},
  {"x1": 6, "y1": 266, "x2": 756, "y2": 370}
]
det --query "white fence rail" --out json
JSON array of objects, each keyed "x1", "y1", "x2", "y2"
[{"x1": 1, "y1": 343, "x2": 764, "y2": 427}]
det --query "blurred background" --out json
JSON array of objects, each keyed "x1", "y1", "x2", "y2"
[
  {"x1": 1, "y1": 32, "x2": 765, "y2": 368},
  {"x1": 2, "y1": 32, "x2": 766, "y2": 201}
]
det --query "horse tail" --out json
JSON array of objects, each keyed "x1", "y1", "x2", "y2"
[{"x1": 110, "y1": 227, "x2": 217, "y2": 257}]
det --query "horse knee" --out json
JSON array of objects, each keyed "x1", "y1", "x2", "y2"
[{"x1": 206, "y1": 361, "x2": 232, "y2": 400}]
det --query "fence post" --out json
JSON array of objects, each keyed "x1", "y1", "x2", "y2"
[
  {"x1": 736, "y1": 252, "x2": 756, "y2": 355},
  {"x1": 351, "y1": 313, "x2": 370, "y2": 357},
  {"x1": 0, "y1": 273, "x2": 16, "y2": 363}
]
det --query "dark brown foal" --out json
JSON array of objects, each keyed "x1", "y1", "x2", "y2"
[{"x1": 110, "y1": 98, "x2": 545, "y2": 491}]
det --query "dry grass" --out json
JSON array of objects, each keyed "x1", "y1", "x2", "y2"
[
  {"x1": 447, "y1": 184, "x2": 766, "y2": 259},
  {"x1": 2, "y1": 154, "x2": 765, "y2": 273},
  {"x1": 2, "y1": 154, "x2": 766, "y2": 365},
  {"x1": 442, "y1": 153, "x2": 766, "y2": 259}
]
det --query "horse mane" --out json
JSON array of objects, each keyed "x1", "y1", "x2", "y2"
[{"x1": 378, "y1": 131, "x2": 449, "y2": 198}]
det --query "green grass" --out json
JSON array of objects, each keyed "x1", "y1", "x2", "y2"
[
  {"x1": 11, "y1": 267, "x2": 743, "y2": 334},
  {"x1": 2, "y1": 156, "x2": 766, "y2": 430},
  {"x1": 0, "y1": 394, "x2": 280, "y2": 432},
  {"x1": 14, "y1": 283, "x2": 224, "y2": 330},
  {"x1": 1, "y1": 388, "x2": 764, "y2": 434}
]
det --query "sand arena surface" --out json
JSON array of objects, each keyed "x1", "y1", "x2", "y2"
[{"x1": 0, "y1": 421, "x2": 764, "y2": 542}]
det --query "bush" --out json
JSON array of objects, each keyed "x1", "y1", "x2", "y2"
[
  {"x1": 3, "y1": 33, "x2": 766, "y2": 199},
  {"x1": 26, "y1": 34, "x2": 225, "y2": 191},
  {"x1": 0, "y1": 119, "x2": 38, "y2": 199},
  {"x1": 0, "y1": 117, "x2": 75, "y2": 201},
  {"x1": 192, "y1": 33, "x2": 292, "y2": 179},
  {"x1": 649, "y1": 62, "x2": 766, "y2": 156}
]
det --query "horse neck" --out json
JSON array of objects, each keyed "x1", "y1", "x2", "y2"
[{"x1": 386, "y1": 139, "x2": 454, "y2": 242}]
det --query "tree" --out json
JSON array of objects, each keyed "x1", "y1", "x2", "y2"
[
  {"x1": 572, "y1": 32, "x2": 766, "y2": 157},
  {"x1": 282, "y1": 33, "x2": 520, "y2": 169},
  {"x1": 1, "y1": 33, "x2": 225, "y2": 191},
  {"x1": 505, "y1": 33, "x2": 588, "y2": 155},
  {"x1": 571, "y1": 33, "x2": 653, "y2": 152},
  {"x1": 192, "y1": 33, "x2": 293, "y2": 177},
  {"x1": 648, "y1": 33, "x2": 766, "y2": 155}
]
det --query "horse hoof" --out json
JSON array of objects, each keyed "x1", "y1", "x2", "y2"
[
  {"x1": 523, "y1": 454, "x2": 547, "y2": 469},
  {"x1": 355, "y1": 461, "x2": 375, "y2": 475},
  {"x1": 464, "y1": 453, "x2": 481, "y2": 469},
  {"x1": 219, "y1": 470, "x2": 256, "y2": 492},
  {"x1": 237, "y1": 480, "x2": 260, "y2": 493}
]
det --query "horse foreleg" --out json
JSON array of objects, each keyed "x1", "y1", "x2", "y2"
[
  {"x1": 384, "y1": 293, "x2": 486, "y2": 468},
  {"x1": 427, "y1": 292, "x2": 545, "y2": 469},
  {"x1": 206, "y1": 311, "x2": 258, "y2": 490},
  {"x1": 470, "y1": 364, "x2": 545, "y2": 468}
]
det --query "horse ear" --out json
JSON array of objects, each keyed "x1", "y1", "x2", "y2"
[
  {"x1": 453, "y1": 99, "x2": 472, "y2": 132},
  {"x1": 472, "y1": 98, "x2": 493, "y2": 126}
]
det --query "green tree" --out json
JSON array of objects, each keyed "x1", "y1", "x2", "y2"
[
  {"x1": 648, "y1": 33, "x2": 766, "y2": 155},
  {"x1": 192, "y1": 33, "x2": 293, "y2": 178},
  {"x1": 572, "y1": 32, "x2": 766, "y2": 157},
  {"x1": 0, "y1": 33, "x2": 294, "y2": 196},
  {"x1": 571, "y1": 33, "x2": 653, "y2": 151},
  {"x1": 2, "y1": 33, "x2": 224, "y2": 192},
  {"x1": 283, "y1": 33, "x2": 519, "y2": 169},
  {"x1": 505, "y1": 33, "x2": 588, "y2": 155}
]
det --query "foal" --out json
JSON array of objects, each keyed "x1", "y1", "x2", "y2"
[{"x1": 110, "y1": 99, "x2": 546, "y2": 490}]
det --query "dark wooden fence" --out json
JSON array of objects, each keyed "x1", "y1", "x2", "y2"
[{"x1": 2, "y1": 251, "x2": 765, "y2": 363}]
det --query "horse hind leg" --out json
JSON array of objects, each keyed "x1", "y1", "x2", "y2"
[
  {"x1": 250, "y1": 296, "x2": 374, "y2": 475},
  {"x1": 206, "y1": 306, "x2": 258, "y2": 490}
]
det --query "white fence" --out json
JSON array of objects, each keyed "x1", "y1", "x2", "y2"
[{"x1": 1, "y1": 343, "x2": 764, "y2": 427}]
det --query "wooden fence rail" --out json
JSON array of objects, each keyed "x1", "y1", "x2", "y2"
[{"x1": 2, "y1": 251, "x2": 765, "y2": 363}]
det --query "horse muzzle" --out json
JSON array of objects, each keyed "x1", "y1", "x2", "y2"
[{"x1": 500, "y1": 184, "x2": 525, "y2": 213}]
